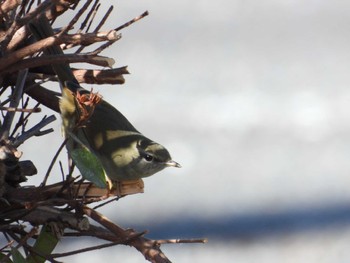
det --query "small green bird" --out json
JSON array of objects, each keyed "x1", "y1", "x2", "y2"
[{"x1": 29, "y1": 15, "x2": 180, "y2": 182}]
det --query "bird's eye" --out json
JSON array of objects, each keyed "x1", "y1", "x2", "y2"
[{"x1": 143, "y1": 154, "x2": 154, "y2": 162}]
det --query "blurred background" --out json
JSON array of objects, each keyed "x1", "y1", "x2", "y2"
[{"x1": 21, "y1": 0, "x2": 350, "y2": 262}]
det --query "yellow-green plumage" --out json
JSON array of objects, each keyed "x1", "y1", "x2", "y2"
[{"x1": 29, "y1": 15, "x2": 180, "y2": 182}]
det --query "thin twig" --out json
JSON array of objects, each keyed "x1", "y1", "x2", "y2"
[
  {"x1": 42, "y1": 138, "x2": 68, "y2": 186},
  {"x1": 2, "y1": 53, "x2": 115, "y2": 74},
  {"x1": 83, "y1": 206, "x2": 172, "y2": 263},
  {"x1": 50, "y1": 240, "x2": 122, "y2": 259},
  {"x1": 156, "y1": 238, "x2": 208, "y2": 245},
  {"x1": 114, "y1": 10, "x2": 149, "y2": 31},
  {"x1": 93, "y1": 196, "x2": 119, "y2": 210},
  {"x1": 59, "y1": 0, "x2": 93, "y2": 35},
  {"x1": 1, "y1": 26, "x2": 119, "y2": 73},
  {"x1": 88, "y1": 37, "x2": 120, "y2": 56},
  {"x1": 85, "y1": 2, "x2": 100, "y2": 33},
  {"x1": 0, "y1": 240, "x2": 14, "y2": 252},
  {"x1": 78, "y1": 0, "x2": 99, "y2": 33},
  {"x1": 0, "y1": 106, "x2": 41, "y2": 113},
  {"x1": 17, "y1": 97, "x2": 32, "y2": 136},
  {"x1": 6, "y1": 227, "x2": 62, "y2": 263},
  {"x1": 9, "y1": 100, "x2": 43, "y2": 140},
  {"x1": 93, "y1": 5, "x2": 112, "y2": 33},
  {"x1": 1, "y1": 69, "x2": 28, "y2": 140},
  {"x1": 83, "y1": 205, "x2": 129, "y2": 238},
  {"x1": 13, "y1": 114, "x2": 56, "y2": 147},
  {"x1": 75, "y1": 4, "x2": 112, "y2": 54}
]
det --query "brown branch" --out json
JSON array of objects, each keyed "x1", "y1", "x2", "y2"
[
  {"x1": 78, "y1": 0, "x2": 100, "y2": 33},
  {"x1": 157, "y1": 238, "x2": 208, "y2": 244},
  {"x1": 23, "y1": 65, "x2": 128, "y2": 85},
  {"x1": 63, "y1": 224, "x2": 143, "y2": 241},
  {"x1": 50, "y1": 240, "x2": 123, "y2": 259},
  {"x1": 59, "y1": 0, "x2": 93, "y2": 35},
  {"x1": 63, "y1": 29, "x2": 120, "y2": 45},
  {"x1": 0, "y1": 0, "x2": 53, "y2": 53},
  {"x1": 4, "y1": 0, "x2": 81, "y2": 52},
  {"x1": 0, "y1": 0, "x2": 21, "y2": 17},
  {"x1": 45, "y1": 0, "x2": 79, "y2": 22},
  {"x1": 0, "y1": 29, "x2": 117, "y2": 74},
  {"x1": 21, "y1": 206, "x2": 89, "y2": 231},
  {"x1": 73, "y1": 67, "x2": 128, "y2": 84},
  {"x1": 24, "y1": 83, "x2": 60, "y2": 112},
  {"x1": 6, "y1": 25, "x2": 28, "y2": 51},
  {"x1": 83, "y1": 206, "x2": 172, "y2": 263},
  {"x1": 88, "y1": 38, "x2": 119, "y2": 56},
  {"x1": 83, "y1": 205, "x2": 130, "y2": 238},
  {"x1": 0, "y1": 69, "x2": 27, "y2": 140},
  {"x1": 0, "y1": 106, "x2": 41, "y2": 113},
  {"x1": 0, "y1": 34, "x2": 60, "y2": 73},
  {"x1": 74, "y1": 5, "x2": 115, "y2": 53},
  {"x1": 85, "y1": 1, "x2": 100, "y2": 33},
  {"x1": 2, "y1": 53, "x2": 114, "y2": 75},
  {"x1": 7, "y1": 227, "x2": 38, "y2": 250},
  {"x1": 0, "y1": 239, "x2": 14, "y2": 252},
  {"x1": 13, "y1": 114, "x2": 56, "y2": 147},
  {"x1": 93, "y1": 5, "x2": 113, "y2": 33},
  {"x1": 6, "y1": 180, "x2": 144, "y2": 202},
  {"x1": 42, "y1": 139, "x2": 68, "y2": 187},
  {"x1": 115, "y1": 10, "x2": 149, "y2": 32}
]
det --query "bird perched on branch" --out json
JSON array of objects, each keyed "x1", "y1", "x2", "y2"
[{"x1": 29, "y1": 15, "x2": 180, "y2": 185}]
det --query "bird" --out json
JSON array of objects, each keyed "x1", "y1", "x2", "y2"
[{"x1": 29, "y1": 15, "x2": 180, "y2": 183}]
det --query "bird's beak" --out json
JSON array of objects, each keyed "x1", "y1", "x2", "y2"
[{"x1": 165, "y1": 160, "x2": 182, "y2": 168}]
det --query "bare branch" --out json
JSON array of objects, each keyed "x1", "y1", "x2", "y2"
[
  {"x1": 115, "y1": 10, "x2": 149, "y2": 32},
  {"x1": 0, "y1": 106, "x2": 41, "y2": 113},
  {"x1": 6, "y1": 180, "x2": 144, "y2": 202},
  {"x1": 74, "y1": 5, "x2": 114, "y2": 53},
  {"x1": 50, "y1": 241, "x2": 122, "y2": 259},
  {"x1": 78, "y1": 0, "x2": 100, "y2": 33},
  {"x1": 21, "y1": 206, "x2": 89, "y2": 231},
  {"x1": 1, "y1": 69, "x2": 27, "y2": 140},
  {"x1": 83, "y1": 206, "x2": 172, "y2": 263},
  {"x1": 84, "y1": 1, "x2": 100, "y2": 33},
  {"x1": 1, "y1": 52, "x2": 114, "y2": 75},
  {"x1": 13, "y1": 115, "x2": 56, "y2": 147},
  {"x1": 72, "y1": 67, "x2": 128, "y2": 84},
  {"x1": 24, "y1": 83, "x2": 60, "y2": 112},
  {"x1": 93, "y1": 5, "x2": 113, "y2": 33},
  {"x1": 0, "y1": 0, "x2": 21, "y2": 18},
  {"x1": 59, "y1": 0, "x2": 93, "y2": 35},
  {"x1": 0, "y1": 0, "x2": 52, "y2": 53},
  {"x1": 157, "y1": 238, "x2": 208, "y2": 245}
]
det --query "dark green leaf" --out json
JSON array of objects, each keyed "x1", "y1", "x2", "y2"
[
  {"x1": 27, "y1": 225, "x2": 59, "y2": 263},
  {"x1": 10, "y1": 248, "x2": 25, "y2": 263},
  {"x1": 71, "y1": 146, "x2": 107, "y2": 188},
  {"x1": 0, "y1": 252, "x2": 13, "y2": 263}
]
